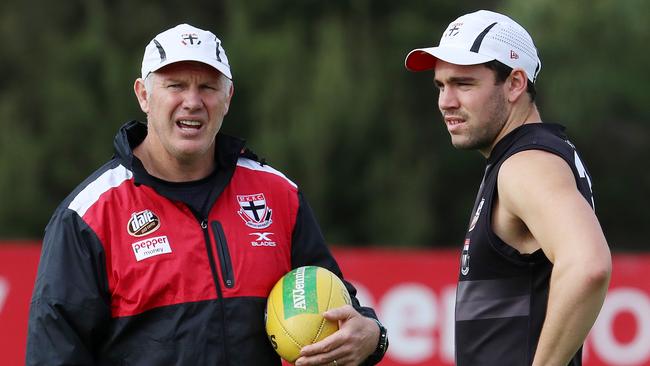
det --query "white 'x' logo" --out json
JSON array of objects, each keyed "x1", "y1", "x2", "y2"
[{"x1": 249, "y1": 232, "x2": 274, "y2": 241}]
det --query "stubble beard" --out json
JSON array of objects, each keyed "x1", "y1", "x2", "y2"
[{"x1": 451, "y1": 90, "x2": 509, "y2": 152}]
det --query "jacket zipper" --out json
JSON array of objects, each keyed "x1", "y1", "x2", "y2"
[
  {"x1": 211, "y1": 221, "x2": 235, "y2": 288},
  {"x1": 200, "y1": 219, "x2": 224, "y2": 296},
  {"x1": 199, "y1": 218, "x2": 229, "y2": 364}
]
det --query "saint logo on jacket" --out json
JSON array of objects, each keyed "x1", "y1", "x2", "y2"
[
  {"x1": 127, "y1": 209, "x2": 161, "y2": 237},
  {"x1": 237, "y1": 193, "x2": 273, "y2": 229}
]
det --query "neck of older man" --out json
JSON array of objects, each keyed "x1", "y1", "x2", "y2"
[{"x1": 133, "y1": 141, "x2": 217, "y2": 183}]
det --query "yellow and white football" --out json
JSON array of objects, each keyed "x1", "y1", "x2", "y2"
[{"x1": 265, "y1": 266, "x2": 351, "y2": 363}]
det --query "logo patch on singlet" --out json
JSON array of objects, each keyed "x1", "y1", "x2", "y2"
[
  {"x1": 237, "y1": 193, "x2": 273, "y2": 229},
  {"x1": 461, "y1": 238, "x2": 471, "y2": 276},
  {"x1": 468, "y1": 198, "x2": 485, "y2": 232},
  {"x1": 127, "y1": 209, "x2": 161, "y2": 237}
]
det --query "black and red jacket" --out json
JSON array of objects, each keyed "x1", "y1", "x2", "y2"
[{"x1": 27, "y1": 121, "x2": 377, "y2": 365}]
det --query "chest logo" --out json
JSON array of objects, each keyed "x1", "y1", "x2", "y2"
[
  {"x1": 127, "y1": 209, "x2": 161, "y2": 237},
  {"x1": 132, "y1": 236, "x2": 172, "y2": 261},
  {"x1": 237, "y1": 193, "x2": 273, "y2": 229},
  {"x1": 249, "y1": 232, "x2": 277, "y2": 247}
]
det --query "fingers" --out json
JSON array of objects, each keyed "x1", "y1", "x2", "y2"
[
  {"x1": 322, "y1": 304, "x2": 355, "y2": 322},
  {"x1": 294, "y1": 355, "x2": 342, "y2": 366},
  {"x1": 296, "y1": 306, "x2": 378, "y2": 366},
  {"x1": 296, "y1": 311, "x2": 352, "y2": 365},
  {"x1": 299, "y1": 328, "x2": 346, "y2": 358},
  {"x1": 295, "y1": 348, "x2": 350, "y2": 366}
]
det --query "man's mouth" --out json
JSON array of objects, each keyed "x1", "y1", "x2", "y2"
[
  {"x1": 177, "y1": 120, "x2": 202, "y2": 129},
  {"x1": 445, "y1": 117, "x2": 465, "y2": 126}
]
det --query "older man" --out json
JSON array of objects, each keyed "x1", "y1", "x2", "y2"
[{"x1": 27, "y1": 23, "x2": 387, "y2": 366}]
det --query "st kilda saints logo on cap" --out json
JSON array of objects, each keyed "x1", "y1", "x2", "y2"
[
  {"x1": 445, "y1": 22, "x2": 463, "y2": 37},
  {"x1": 181, "y1": 33, "x2": 201, "y2": 47},
  {"x1": 127, "y1": 209, "x2": 161, "y2": 237}
]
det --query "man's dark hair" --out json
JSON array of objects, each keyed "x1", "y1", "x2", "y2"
[{"x1": 483, "y1": 60, "x2": 537, "y2": 101}]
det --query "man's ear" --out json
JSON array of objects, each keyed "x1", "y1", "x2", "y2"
[
  {"x1": 507, "y1": 68, "x2": 529, "y2": 103},
  {"x1": 134, "y1": 78, "x2": 149, "y2": 114},
  {"x1": 223, "y1": 82, "x2": 234, "y2": 116}
]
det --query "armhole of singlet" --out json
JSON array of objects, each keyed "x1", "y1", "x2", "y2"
[{"x1": 485, "y1": 145, "x2": 573, "y2": 265}]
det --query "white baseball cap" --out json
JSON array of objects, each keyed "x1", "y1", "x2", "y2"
[
  {"x1": 141, "y1": 23, "x2": 232, "y2": 80},
  {"x1": 405, "y1": 10, "x2": 541, "y2": 83}
]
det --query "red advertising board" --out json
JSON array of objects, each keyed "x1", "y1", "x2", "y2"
[
  {"x1": 0, "y1": 242, "x2": 41, "y2": 366},
  {"x1": 1, "y1": 243, "x2": 649, "y2": 366}
]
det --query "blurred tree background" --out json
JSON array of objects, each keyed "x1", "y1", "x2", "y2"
[{"x1": 0, "y1": 0, "x2": 647, "y2": 250}]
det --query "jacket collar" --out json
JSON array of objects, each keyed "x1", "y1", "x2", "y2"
[{"x1": 113, "y1": 120, "x2": 246, "y2": 186}]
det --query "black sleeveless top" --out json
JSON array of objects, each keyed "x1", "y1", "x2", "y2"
[{"x1": 455, "y1": 123, "x2": 595, "y2": 366}]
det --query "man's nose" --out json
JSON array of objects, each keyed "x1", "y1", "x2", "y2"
[
  {"x1": 438, "y1": 87, "x2": 460, "y2": 111},
  {"x1": 182, "y1": 88, "x2": 203, "y2": 110}
]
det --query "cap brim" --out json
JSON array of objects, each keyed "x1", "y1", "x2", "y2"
[
  {"x1": 405, "y1": 47, "x2": 495, "y2": 72},
  {"x1": 146, "y1": 58, "x2": 232, "y2": 80}
]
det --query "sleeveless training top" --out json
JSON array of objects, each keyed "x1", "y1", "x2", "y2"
[{"x1": 455, "y1": 123, "x2": 595, "y2": 366}]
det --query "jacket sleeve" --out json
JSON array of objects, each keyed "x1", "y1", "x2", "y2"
[
  {"x1": 26, "y1": 208, "x2": 111, "y2": 365},
  {"x1": 290, "y1": 191, "x2": 377, "y2": 320}
]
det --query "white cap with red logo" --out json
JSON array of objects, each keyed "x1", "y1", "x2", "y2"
[
  {"x1": 141, "y1": 23, "x2": 232, "y2": 80},
  {"x1": 405, "y1": 10, "x2": 541, "y2": 83}
]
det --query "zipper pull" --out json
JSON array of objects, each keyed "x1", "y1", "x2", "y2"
[{"x1": 201, "y1": 220, "x2": 208, "y2": 229}]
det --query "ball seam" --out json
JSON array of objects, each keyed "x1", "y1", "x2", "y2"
[
  {"x1": 312, "y1": 270, "x2": 333, "y2": 344},
  {"x1": 270, "y1": 288, "x2": 305, "y2": 351}
]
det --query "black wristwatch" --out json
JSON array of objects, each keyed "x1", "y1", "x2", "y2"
[{"x1": 364, "y1": 318, "x2": 389, "y2": 365}]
